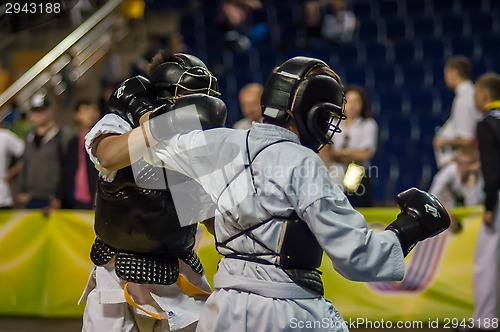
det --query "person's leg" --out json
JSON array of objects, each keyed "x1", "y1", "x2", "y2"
[
  {"x1": 473, "y1": 199, "x2": 500, "y2": 330},
  {"x1": 82, "y1": 289, "x2": 138, "y2": 332}
]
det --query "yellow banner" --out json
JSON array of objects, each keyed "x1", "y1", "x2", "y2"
[{"x1": 0, "y1": 207, "x2": 483, "y2": 319}]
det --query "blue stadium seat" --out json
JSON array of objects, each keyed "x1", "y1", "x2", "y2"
[
  {"x1": 489, "y1": 0, "x2": 500, "y2": 10},
  {"x1": 418, "y1": 115, "x2": 444, "y2": 153},
  {"x1": 365, "y1": 42, "x2": 393, "y2": 64},
  {"x1": 408, "y1": 88, "x2": 440, "y2": 117},
  {"x1": 430, "y1": 61, "x2": 448, "y2": 89},
  {"x1": 449, "y1": 37, "x2": 481, "y2": 60},
  {"x1": 206, "y1": 49, "x2": 233, "y2": 71},
  {"x1": 471, "y1": 59, "x2": 492, "y2": 80},
  {"x1": 250, "y1": 8, "x2": 272, "y2": 25},
  {"x1": 370, "y1": 64, "x2": 403, "y2": 89},
  {"x1": 231, "y1": 49, "x2": 260, "y2": 71},
  {"x1": 358, "y1": 19, "x2": 384, "y2": 42},
  {"x1": 462, "y1": 0, "x2": 487, "y2": 11},
  {"x1": 421, "y1": 37, "x2": 450, "y2": 61},
  {"x1": 481, "y1": 32, "x2": 500, "y2": 58},
  {"x1": 438, "y1": 88, "x2": 455, "y2": 116},
  {"x1": 394, "y1": 40, "x2": 422, "y2": 63},
  {"x1": 430, "y1": 0, "x2": 459, "y2": 14},
  {"x1": 258, "y1": 48, "x2": 282, "y2": 74},
  {"x1": 394, "y1": 154, "x2": 431, "y2": 195},
  {"x1": 370, "y1": 153, "x2": 399, "y2": 205},
  {"x1": 440, "y1": 13, "x2": 468, "y2": 37},
  {"x1": 332, "y1": 43, "x2": 365, "y2": 65},
  {"x1": 377, "y1": 89, "x2": 410, "y2": 115},
  {"x1": 343, "y1": 65, "x2": 372, "y2": 87},
  {"x1": 218, "y1": 74, "x2": 237, "y2": 97},
  {"x1": 405, "y1": 0, "x2": 428, "y2": 16},
  {"x1": 274, "y1": 4, "x2": 301, "y2": 25},
  {"x1": 351, "y1": 1, "x2": 378, "y2": 19},
  {"x1": 180, "y1": 12, "x2": 205, "y2": 32},
  {"x1": 402, "y1": 63, "x2": 432, "y2": 89},
  {"x1": 278, "y1": 25, "x2": 304, "y2": 50},
  {"x1": 469, "y1": 11, "x2": 495, "y2": 35},
  {"x1": 385, "y1": 115, "x2": 417, "y2": 156},
  {"x1": 412, "y1": 15, "x2": 440, "y2": 39},
  {"x1": 385, "y1": 17, "x2": 408, "y2": 41},
  {"x1": 235, "y1": 69, "x2": 263, "y2": 92},
  {"x1": 378, "y1": 0, "x2": 402, "y2": 17}
]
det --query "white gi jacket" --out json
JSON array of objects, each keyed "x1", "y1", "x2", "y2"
[
  {"x1": 150, "y1": 122, "x2": 405, "y2": 332},
  {"x1": 81, "y1": 113, "x2": 211, "y2": 332}
]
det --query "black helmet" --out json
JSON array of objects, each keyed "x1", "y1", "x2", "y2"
[
  {"x1": 150, "y1": 53, "x2": 219, "y2": 101},
  {"x1": 261, "y1": 56, "x2": 346, "y2": 152}
]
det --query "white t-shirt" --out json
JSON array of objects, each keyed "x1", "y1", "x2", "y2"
[
  {"x1": 0, "y1": 129, "x2": 24, "y2": 207},
  {"x1": 435, "y1": 80, "x2": 481, "y2": 167},
  {"x1": 329, "y1": 117, "x2": 378, "y2": 185}
]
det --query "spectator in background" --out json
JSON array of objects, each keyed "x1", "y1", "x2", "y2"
[
  {"x1": 98, "y1": 80, "x2": 117, "y2": 116},
  {"x1": 321, "y1": 0, "x2": 357, "y2": 43},
  {"x1": 130, "y1": 34, "x2": 164, "y2": 77},
  {"x1": 61, "y1": 100, "x2": 101, "y2": 209},
  {"x1": 434, "y1": 55, "x2": 480, "y2": 169},
  {"x1": 319, "y1": 85, "x2": 377, "y2": 207},
  {"x1": 17, "y1": 94, "x2": 70, "y2": 215},
  {"x1": 429, "y1": 146, "x2": 483, "y2": 232},
  {"x1": 216, "y1": 0, "x2": 262, "y2": 51},
  {"x1": 0, "y1": 125, "x2": 24, "y2": 209},
  {"x1": 467, "y1": 72, "x2": 500, "y2": 331},
  {"x1": 168, "y1": 31, "x2": 190, "y2": 54},
  {"x1": 233, "y1": 83, "x2": 263, "y2": 130}
]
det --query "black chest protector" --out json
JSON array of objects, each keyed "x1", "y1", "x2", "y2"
[
  {"x1": 215, "y1": 131, "x2": 325, "y2": 295},
  {"x1": 91, "y1": 159, "x2": 202, "y2": 285}
]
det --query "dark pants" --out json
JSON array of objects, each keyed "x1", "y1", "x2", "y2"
[
  {"x1": 346, "y1": 175, "x2": 373, "y2": 208},
  {"x1": 26, "y1": 198, "x2": 51, "y2": 209}
]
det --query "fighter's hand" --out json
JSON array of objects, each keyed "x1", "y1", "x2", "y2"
[
  {"x1": 17, "y1": 192, "x2": 31, "y2": 206},
  {"x1": 108, "y1": 76, "x2": 156, "y2": 127},
  {"x1": 148, "y1": 94, "x2": 227, "y2": 141},
  {"x1": 433, "y1": 137, "x2": 446, "y2": 149},
  {"x1": 484, "y1": 211, "x2": 494, "y2": 229},
  {"x1": 386, "y1": 187, "x2": 451, "y2": 256}
]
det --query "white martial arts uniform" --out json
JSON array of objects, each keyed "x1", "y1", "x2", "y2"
[
  {"x1": 80, "y1": 113, "x2": 212, "y2": 332},
  {"x1": 435, "y1": 81, "x2": 481, "y2": 168},
  {"x1": 429, "y1": 161, "x2": 484, "y2": 208},
  {"x1": 149, "y1": 122, "x2": 405, "y2": 331}
]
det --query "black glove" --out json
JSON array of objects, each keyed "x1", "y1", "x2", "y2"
[
  {"x1": 386, "y1": 187, "x2": 450, "y2": 256},
  {"x1": 108, "y1": 76, "x2": 156, "y2": 127},
  {"x1": 148, "y1": 94, "x2": 227, "y2": 141}
]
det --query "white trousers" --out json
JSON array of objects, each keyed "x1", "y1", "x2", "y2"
[
  {"x1": 82, "y1": 288, "x2": 196, "y2": 332},
  {"x1": 473, "y1": 194, "x2": 500, "y2": 327}
]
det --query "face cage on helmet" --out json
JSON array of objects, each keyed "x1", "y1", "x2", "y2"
[
  {"x1": 317, "y1": 99, "x2": 347, "y2": 152},
  {"x1": 170, "y1": 66, "x2": 220, "y2": 100}
]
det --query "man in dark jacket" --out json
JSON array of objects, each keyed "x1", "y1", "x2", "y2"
[{"x1": 467, "y1": 72, "x2": 500, "y2": 331}]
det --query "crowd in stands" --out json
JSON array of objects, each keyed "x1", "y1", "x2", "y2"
[{"x1": 1, "y1": 0, "x2": 499, "y2": 211}]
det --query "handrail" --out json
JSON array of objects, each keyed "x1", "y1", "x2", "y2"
[{"x1": 0, "y1": 0, "x2": 124, "y2": 113}]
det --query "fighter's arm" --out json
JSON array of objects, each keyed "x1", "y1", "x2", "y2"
[
  {"x1": 332, "y1": 147, "x2": 371, "y2": 164},
  {"x1": 93, "y1": 116, "x2": 151, "y2": 171},
  {"x1": 293, "y1": 155, "x2": 449, "y2": 282}
]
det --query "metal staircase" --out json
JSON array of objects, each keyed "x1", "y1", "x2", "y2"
[{"x1": 0, "y1": 0, "x2": 127, "y2": 121}]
